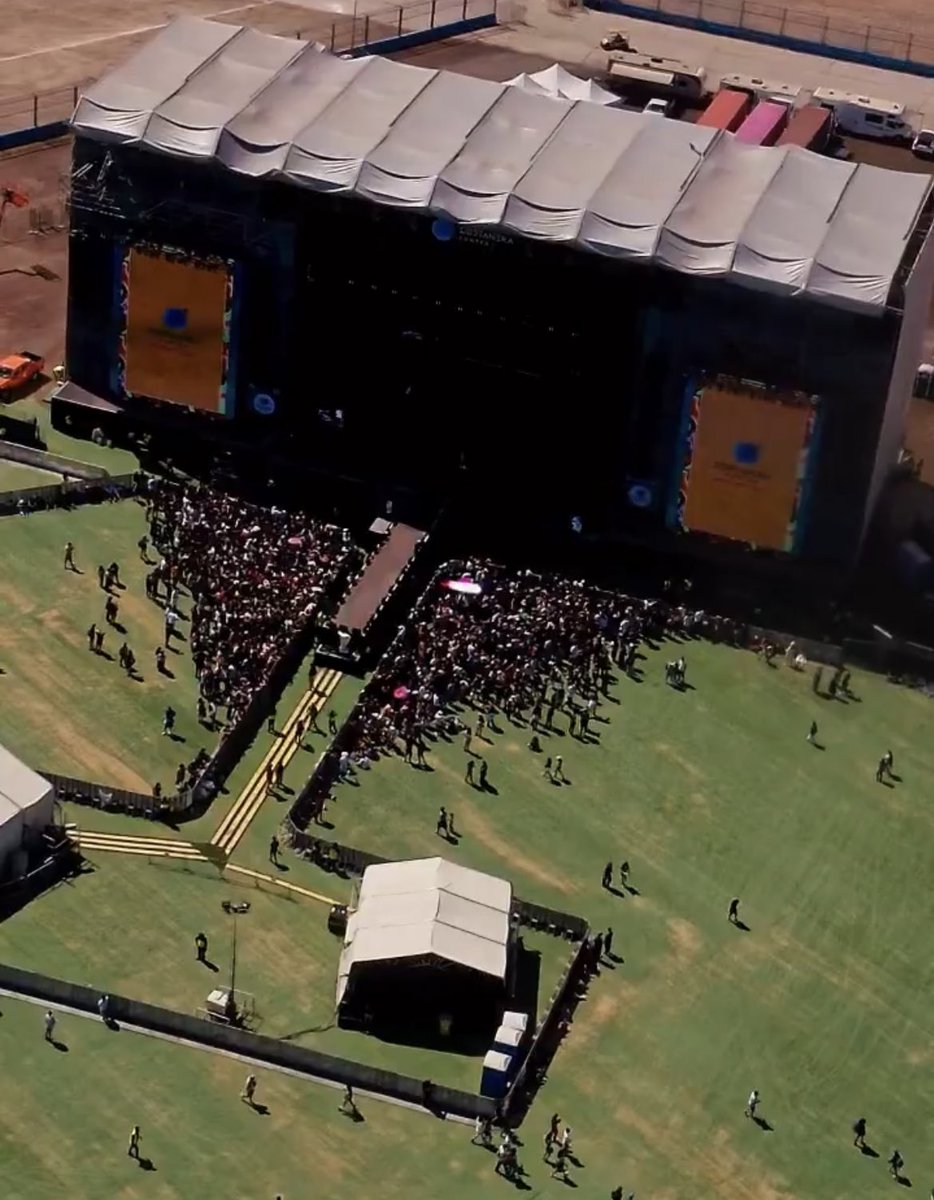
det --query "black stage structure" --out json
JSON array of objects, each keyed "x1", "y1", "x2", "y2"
[{"x1": 63, "y1": 18, "x2": 934, "y2": 573}]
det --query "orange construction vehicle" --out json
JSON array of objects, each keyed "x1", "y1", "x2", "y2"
[
  {"x1": 0, "y1": 185, "x2": 29, "y2": 233},
  {"x1": 0, "y1": 351, "x2": 45, "y2": 397}
]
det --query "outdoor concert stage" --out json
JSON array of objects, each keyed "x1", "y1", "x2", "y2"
[{"x1": 63, "y1": 17, "x2": 934, "y2": 571}]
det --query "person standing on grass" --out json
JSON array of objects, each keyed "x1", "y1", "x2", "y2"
[
  {"x1": 293, "y1": 717, "x2": 306, "y2": 747},
  {"x1": 195, "y1": 931, "x2": 208, "y2": 962},
  {"x1": 127, "y1": 1125, "x2": 141, "y2": 1159},
  {"x1": 553, "y1": 754, "x2": 564, "y2": 782},
  {"x1": 94, "y1": 628, "x2": 105, "y2": 654},
  {"x1": 478, "y1": 759, "x2": 489, "y2": 789},
  {"x1": 87, "y1": 623, "x2": 97, "y2": 652},
  {"x1": 241, "y1": 1074, "x2": 257, "y2": 1106},
  {"x1": 339, "y1": 1084, "x2": 357, "y2": 1118},
  {"x1": 620, "y1": 861, "x2": 630, "y2": 889},
  {"x1": 729, "y1": 897, "x2": 741, "y2": 925},
  {"x1": 807, "y1": 720, "x2": 818, "y2": 745},
  {"x1": 63, "y1": 541, "x2": 77, "y2": 571},
  {"x1": 162, "y1": 706, "x2": 176, "y2": 737},
  {"x1": 604, "y1": 926, "x2": 614, "y2": 958},
  {"x1": 889, "y1": 1149, "x2": 904, "y2": 1180},
  {"x1": 436, "y1": 807, "x2": 449, "y2": 838},
  {"x1": 745, "y1": 1089, "x2": 759, "y2": 1119},
  {"x1": 97, "y1": 565, "x2": 107, "y2": 590},
  {"x1": 602, "y1": 861, "x2": 613, "y2": 889},
  {"x1": 105, "y1": 595, "x2": 119, "y2": 626},
  {"x1": 269, "y1": 834, "x2": 280, "y2": 865},
  {"x1": 273, "y1": 761, "x2": 284, "y2": 789},
  {"x1": 267, "y1": 707, "x2": 277, "y2": 735},
  {"x1": 853, "y1": 1117, "x2": 867, "y2": 1149},
  {"x1": 465, "y1": 759, "x2": 475, "y2": 786},
  {"x1": 44, "y1": 1010, "x2": 56, "y2": 1042},
  {"x1": 328, "y1": 709, "x2": 338, "y2": 736},
  {"x1": 138, "y1": 534, "x2": 149, "y2": 561}
]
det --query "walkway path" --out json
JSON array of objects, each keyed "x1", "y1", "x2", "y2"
[{"x1": 69, "y1": 664, "x2": 342, "y2": 871}]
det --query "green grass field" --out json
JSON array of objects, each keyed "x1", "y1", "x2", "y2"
[
  {"x1": 4, "y1": 502, "x2": 934, "y2": 1200},
  {"x1": 0, "y1": 459, "x2": 60, "y2": 491},
  {"x1": 0, "y1": 501, "x2": 208, "y2": 791}
]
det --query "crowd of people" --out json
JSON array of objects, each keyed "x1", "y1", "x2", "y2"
[
  {"x1": 325, "y1": 562, "x2": 744, "y2": 774},
  {"x1": 143, "y1": 478, "x2": 359, "y2": 729}
]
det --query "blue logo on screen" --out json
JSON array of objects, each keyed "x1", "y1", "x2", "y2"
[
  {"x1": 162, "y1": 307, "x2": 188, "y2": 331},
  {"x1": 733, "y1": 442, "x2": 760, "y2": 465},
  {"x1": 431, "y1": 219, "x2": 456, "y2": 243}
]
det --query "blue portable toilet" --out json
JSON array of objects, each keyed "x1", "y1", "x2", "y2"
[{"x1": 480, "y1": 1050, "x2": 512, "y2": 1098}]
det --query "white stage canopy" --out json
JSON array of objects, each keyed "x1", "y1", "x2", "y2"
[{"x1": 72, "y1": 17, "x2": 934, "y2": 314}]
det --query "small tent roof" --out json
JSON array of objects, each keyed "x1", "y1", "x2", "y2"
[
  {"x1": 0, "y1": 745, "x2": 53, "y2": 828},
  {"x1": 337, "y1": 857, "x2": 511, "y2": 1003}
]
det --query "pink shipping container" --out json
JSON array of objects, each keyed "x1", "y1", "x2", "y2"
[{"x1": 734, "y1": 100, "x2": 790, "y2": 146}]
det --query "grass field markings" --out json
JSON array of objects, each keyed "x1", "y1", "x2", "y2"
[
  {"x1": 212, "y1": 667, "x2": 341, "y2": 856},
  {"x1": 455, "y1": 802, "x2": 581, "y2": 894},
  {"x1": 224, "y1": 863, "x2": 337, "y2": 906},
  {"x1": 666, "y1": 916, "x2": 703, "y2": 967}
]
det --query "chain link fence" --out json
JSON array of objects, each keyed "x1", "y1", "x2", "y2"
[{"x1": 589, "y1": 0, "x2": 934, "y2": 71}]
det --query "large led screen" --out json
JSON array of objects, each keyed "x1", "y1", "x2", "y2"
[
  {"x1": 671, "y1": 381, "x2": 818, "y2": 552},
  {"x1": 121, "y1": 248, "x2": 233, "y2": 414}
]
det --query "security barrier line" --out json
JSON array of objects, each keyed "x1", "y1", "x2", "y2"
[{"x1": 224, "y1": 862, "x2": 338, "y2": 905}]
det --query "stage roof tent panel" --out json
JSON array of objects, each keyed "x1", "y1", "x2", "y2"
[
  {"x1": 731, "y1": 148, "x2": 858, "y2": 297},
  {"x1": 657, "y1": 137, "x2": 787, "y2": 277},
  {"x1": 356, "y1": 71, "x2": 504, "y2": 208},
  {"x1": 72, "y1": 16, "x2": 241, "y2": 144},
  {"x1": 145, "y1": 28, "x2": 303, "y2": 160},
  {"x1": 431, "y1": 87, "x2": 572, "y2": 225},
  {"x1": 336, "y1": 857, "x2": 512, "y2": 1003},
  {"x1": 283, "y1": 57, "x2": 436, "y2": 192},
  {"x1": 502, "y1": 102, "x2": 642, "y2": 242},
  {"x1": 806, "y1": 163, "x2": 932, "y2": 312},
  {"x1": 73, "y1": 17, "x2": 934, "y2": 314},
  {"x1": 218, "y1": 42, "x2": 363, "y2": 177},
  {"x1": 579, "y1": 119, "x2": 719, "y2": 260}
]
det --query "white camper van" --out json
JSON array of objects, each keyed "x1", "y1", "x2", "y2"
[{"x1": 812, "y1": 89, "x2": 915, "y2": 141}]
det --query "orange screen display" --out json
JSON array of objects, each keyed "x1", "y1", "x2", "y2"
[
  {"x1": 125, "y1": 251, "x2": 229, "y2": 412},
  {"x1": 681, "y1": 385, "x2": 813, "y2": 551}
]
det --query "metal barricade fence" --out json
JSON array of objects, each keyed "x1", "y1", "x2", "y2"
[{"x1": 587, "y1": 0, "x2": 934, "y2": 71}]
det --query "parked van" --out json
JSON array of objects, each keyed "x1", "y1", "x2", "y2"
[
  {"x1": 812, "y1": 88, "x2": 915, "y2": 141},
  {"x1": 606, "y1": 52, "x2": 708, "y2": 102}
]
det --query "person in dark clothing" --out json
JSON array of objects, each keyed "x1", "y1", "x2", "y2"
[
  {"x1": 728, "y1": 897, "x2": 740, "y2": 924},
  {"x1": 604, "y1": 926, "x2": 614, "y2": 958},
  {"x1": 436, "y1": 807, "x2": 449, "y2": 837},
  {"x1": 602, "y1": 861, "x2": 613, "y2": 889},
  {"x1": 195, "y1": 931, "x2": 208, "y2": 962},
  {"x1": 853, "y1": 1117, "x2": 867, "y2": 1149},
  {"x1": 889, "y1": 1149, "x2": 904, "y2": 1180},
  {"x1": 269, "y1": 834, "x2": 280, "y2": 865}
]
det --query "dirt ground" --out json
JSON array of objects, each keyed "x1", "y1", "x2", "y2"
[
  {"x1": 0, "y1": 0, "x2": 480, "y2": 100},
  {"x1": 0, "y1": 139, "x2": 70, "y2": 365}
]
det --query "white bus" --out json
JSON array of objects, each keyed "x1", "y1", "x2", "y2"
[{"x1": 606, "y1": 52, "x2": 708, "y2": 103}]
